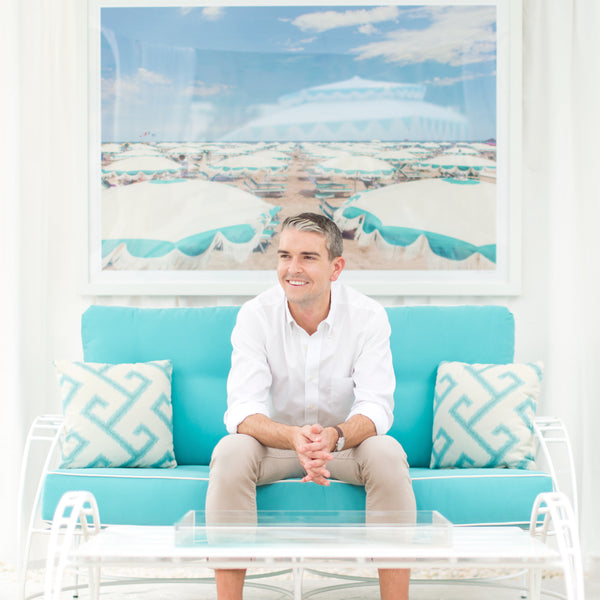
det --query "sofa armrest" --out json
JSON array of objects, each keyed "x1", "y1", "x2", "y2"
[
  {"x1": 533, "y1": 416, "x2": 578, "y2": 522},
  {"x1": 530, "y1": 492, "x2": 584, "y2": 600},
  {"x1": 18, "y1": 414, "x2": 64, "y2": 599}
]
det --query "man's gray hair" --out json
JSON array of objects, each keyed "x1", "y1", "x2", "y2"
[{"x1": 281, "y1": 213, "x2": 343, "y2": 259}]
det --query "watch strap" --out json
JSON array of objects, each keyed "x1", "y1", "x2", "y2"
[{"x1": 333, "y1": 425, "x2": 345, "y2": 451}]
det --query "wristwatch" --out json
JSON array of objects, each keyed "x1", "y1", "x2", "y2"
[{"x1": 333, "y1": 425, "x2": 345, "y2": 452}]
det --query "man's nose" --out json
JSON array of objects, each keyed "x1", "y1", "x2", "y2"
[{"x1": 289, "y1": 256, "x2": 302, "y2": 273}]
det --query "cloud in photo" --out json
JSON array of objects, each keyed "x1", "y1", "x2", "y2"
[
  {"x1": 102, "y1": 68, "x2": 172, "y2": 102},
  {"x1": 183, "y1": 81, "x2": 232, "y2": 97},
  {"x1": 202, "y1": 7, "x2": 224, "y2": 21},
  {"x1": 424, "y1": 71, "x2": 495, "y2": 87},
  {"x1": 352, "y1": 6, "x2": 496, "y2": 66},
  {"x1": 291, "y1": 6, "x2": 399, "y2": 34}
]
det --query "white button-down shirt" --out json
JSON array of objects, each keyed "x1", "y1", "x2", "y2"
[{"x1": 224, "y1": 282, "x2": 395, "y2": 435}]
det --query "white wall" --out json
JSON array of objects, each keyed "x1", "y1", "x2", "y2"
[{"x1": 2, "y1": 0, "x2": 598, "y2": 568}]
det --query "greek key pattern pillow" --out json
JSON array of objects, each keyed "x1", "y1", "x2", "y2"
[
  {"x1": 430, "y1": 361, "x2": 543, "y2": 469},
  {"x1": 54, "y1": 360, "x2": 177, "y2": 468}
]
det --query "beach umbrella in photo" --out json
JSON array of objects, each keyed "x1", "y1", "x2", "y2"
[
  {"x1": 464, "y1": 142, "x2": 496, "y2": 156},
  {"x1": 101, "y1": 179, "x2": 279, "y2": 269},
  {"x1": 377, "y1": 149, "x2": 422, "y2": 163},
  {"x1": 332, "y1": 178, "x2": 496, "y2": 264},
  {"x1": 165, "y1": 144, "x2": 206, "y2": 157},
  {"x1": 101, "y1": 143, "x2": 124, "y2": 154},
  {"x1": 418, "y1": 154, "x2": 496, "y2": 178},
  {"x1": 300, "y1": 144, "x2": 351, "y2": 161},
  {"x1": 112, "y1": 143, "x2": 165, "y2": 158},
  {"x1": 207, "y1": 152, "x2": 290, "y2": 177},
  {"x1": 251, "y1": 149, "x2": 291, "y2": 162},
  {"x1": 315, "y1": 154, "x2": 395, "y2": 177},
  {"x1": 443, "y1": 146, "x2": 480, "y2": 156},
  {"x1": 115, "y1": 148, "x2": 165, "y2": 159},
  {"x1": 314, "y1": 155, "x2": 395, "y2": 189},
  {"x1": 102, "y1": 156, "x2": 182, "y2": 176}
]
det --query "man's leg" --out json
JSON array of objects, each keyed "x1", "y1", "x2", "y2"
[
  {"x1": 214, "y1": 570, "x2": 246, "y2": 600},
  {"x1": 206, "y1": 434, "x2": 261, "y2": 600},
  {"x1": 329, "y1": 435, "x2": 416, "y2": 600},
  {"x1": 206, "y1": 434, "x2": 304, "y2": 600},
  {"x1": 378, "y1": 569, "x2": 411, "y2": 600}
]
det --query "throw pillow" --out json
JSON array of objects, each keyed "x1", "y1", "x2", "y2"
[
  {"x1": 54, "y1": 359, "x2": 177, "y2": 468},
  {"x1": 430, "y1": 361, "x2": 543, "y2": 469}
]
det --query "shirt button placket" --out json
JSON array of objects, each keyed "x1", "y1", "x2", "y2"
[{"x1": 304, "y1": 332, "x2": 320, "y2": 424}]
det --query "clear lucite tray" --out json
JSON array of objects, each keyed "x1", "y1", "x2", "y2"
[{"x1": 174, "y1": 509, "x2": 452, "y2": 549}]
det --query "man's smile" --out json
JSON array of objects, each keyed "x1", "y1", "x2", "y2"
[{"x1": 287, "y1": 279, "x2": 308, "y2": 287}]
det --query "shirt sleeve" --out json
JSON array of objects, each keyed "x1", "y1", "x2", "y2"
[
  {"x1": 347, "y1": 305, "x2": 395, "y2": 435},
  {"x1": 223, "y1": 302, "x2": 272, "y2": 434}
]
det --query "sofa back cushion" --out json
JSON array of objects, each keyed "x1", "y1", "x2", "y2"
[
  {"x1": 82, "y1": 307, "x2": 237, "y2": 465},
  {"x1": 386, "y1": 306, "x2": 514, "y2": 467},
  {"x1": 82, "y1": 304, "x2": 514, "y2": 467}
]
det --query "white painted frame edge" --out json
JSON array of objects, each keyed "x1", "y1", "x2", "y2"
[{"x1": 80, "y1": 0, "x2": 523, "y2": 297}]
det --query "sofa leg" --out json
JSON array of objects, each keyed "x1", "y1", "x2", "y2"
[
  {"x1": 44, "y1": 491, "x2": 101, "y2": 600},
  {"x1": 530, "y1": 492, "x2": 584, "y2": 600},
  {"x1": 17, "y1": 415, "x2": 64, "y2": 600}
]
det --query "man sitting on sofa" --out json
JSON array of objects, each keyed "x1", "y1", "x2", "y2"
[{"x1": 206, "y1": 212, "x2": 416, "y2": 600}]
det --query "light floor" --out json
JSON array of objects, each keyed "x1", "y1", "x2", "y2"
[{"x1": 3, "y1": 563, "x2": 600, "y2": 600}]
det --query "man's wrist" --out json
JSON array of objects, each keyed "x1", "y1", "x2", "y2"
[{"x1": 328, "y1": 425, "x2": 344, "y2": 452}]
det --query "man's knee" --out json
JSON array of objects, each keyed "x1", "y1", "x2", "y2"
[
  {"x1": 359, "y1": 435, "x2": 409, "y2": 471},
  {"x1": 359, "y1": 436, "x2": 416, "y2": 517},
  {"x1": 207, "y1": 434, "x2": 263, "y2": 515},
  {"x1": 210, "y1": 434, "x2": 263, "y2": 477}
]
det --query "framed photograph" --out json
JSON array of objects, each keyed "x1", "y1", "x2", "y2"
[{"x1": 85, "y1": 0, "x2": 522, "y2": 296}]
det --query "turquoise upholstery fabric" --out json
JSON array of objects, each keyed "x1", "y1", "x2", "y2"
[
  {"x1": 41, "y1": 466, "x2": 552, "y2": 526},
  {"x1": 81, "y1": 305, "x2": 514, "y2": 468},
  {"x1": 38, "y1": 304, "x2": 535, "y2": 528},
  {"x1": 82, "y1": 306, "x2": 238, "y2": 465},
  {"x1": 386, "y1": 305, "x2": 514, "y2": 467}
]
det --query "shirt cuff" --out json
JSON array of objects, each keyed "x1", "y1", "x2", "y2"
[
  {"x1": 348, "y1": 403, "x2": 392, "y2": 435},
  {"x1": 224, "y1": 402, "x2": 270, "y2": 434}
]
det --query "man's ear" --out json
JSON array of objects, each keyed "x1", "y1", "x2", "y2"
[{"x1": 330, "y1": 256, "x2": 345, "y2": 281}]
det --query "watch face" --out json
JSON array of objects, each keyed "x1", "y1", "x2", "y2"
[{"x1": 336, "y1": 437, "x2": 345, "y2": 451}]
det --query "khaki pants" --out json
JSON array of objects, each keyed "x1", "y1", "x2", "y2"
[{"x1": 206, "y1": 433, "x2": 416, "y2": 523}]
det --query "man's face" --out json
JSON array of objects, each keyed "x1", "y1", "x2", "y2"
[{"x1": 277, "y1": 228, "x2": 345, "y2": 311}]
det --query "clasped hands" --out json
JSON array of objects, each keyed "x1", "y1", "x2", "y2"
[{"x1": 294, "y1": 423, "x2": 337, "y2": 486}]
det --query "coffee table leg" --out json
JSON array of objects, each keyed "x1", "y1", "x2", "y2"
[
  {"x1": 528, "y1": 564, "x2": 542, "y2": 600},
  {"x1": 292, "y1": 563, "x2": 304, "y2": 600},
  {"x1": 530, "y1": 492, "x2": 584, "y2": 600}
]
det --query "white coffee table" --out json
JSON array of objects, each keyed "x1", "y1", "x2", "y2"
[{"x1": 43, "y1": 491, "x2": 584, "y2": 600}]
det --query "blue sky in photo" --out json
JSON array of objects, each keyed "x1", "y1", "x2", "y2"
[{"x1": 100, "y1": 4, "x2": 497, "y2": 142}]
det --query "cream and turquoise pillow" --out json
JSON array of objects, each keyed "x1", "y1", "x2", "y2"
[
  {"x1": 54, "y1": 360, "x2": 177, "y2": 468},
  {"x1": 431, "y1": 361, "x2": 543, "y2": 469}
]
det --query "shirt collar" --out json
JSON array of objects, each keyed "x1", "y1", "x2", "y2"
[{"x1": 283, "y1": 282, "x2": 339, "y2": 332}]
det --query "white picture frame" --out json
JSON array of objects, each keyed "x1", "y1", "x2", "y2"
[{"x1": 84, "y1": 0, "x2": 522, "y2": 296}]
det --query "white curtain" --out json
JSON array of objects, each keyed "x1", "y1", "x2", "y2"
[
  {"x1": 0, "y1": 0, "x2": 23, "y2": 569},
  {"x1": 1, "y1": 0, "x2": 599, "y2": 569},
  {"x1": 522, "y1": 0, "x2": 600, "y2": 559}
]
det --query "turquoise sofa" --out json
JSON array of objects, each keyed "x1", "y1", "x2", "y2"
[{"x1": 39, "y1": 304, "x2": 554, "y2": 528}]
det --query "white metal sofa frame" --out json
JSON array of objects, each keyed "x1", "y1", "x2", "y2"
[{"x1": 17, "y1": 413, "x2": 582, "y2": 600}]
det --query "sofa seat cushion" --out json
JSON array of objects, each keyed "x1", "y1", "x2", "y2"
[
  {"x1": 42, "y1": 466, "x2": 552, "y2": 527},
  {"x1": 41, "y1": 465, "x2": 211, "y2": 526},
  {"x1": 410, "y1": 467, "x2": 553, "y2": 525}
]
